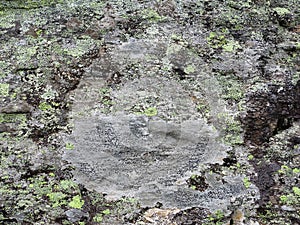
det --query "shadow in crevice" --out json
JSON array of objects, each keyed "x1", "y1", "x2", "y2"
[{"x1": 243, "y1": 80, "x2": 300, "y2": 145}]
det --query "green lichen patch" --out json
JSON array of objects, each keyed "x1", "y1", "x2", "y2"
[
  {"x1": 0, "y1": 83, "x2": 9, "y2": 96},
  {"x1": 204, "y1": 209, "x2": 225, "y2": 225},
  {"x1": 68, "y1": 195, "x2": 84, "y2": 209},
  {"x1": 217, "y1": 75, "x2": 244, "y2": 102},
  {"x1": 1, "y1": 0, "x2": 64, "y2": 10},
  {"x1": 184, "y1": 64, "x2": 196, "y2": 74},
  {"x1": 0, "y1": 12, "x2": 15, "y2": 29},
  {"x1": 0, "y1": 113, "x2": 27, "y2": 125},
  {"x1": 62, "y1": 37, "x2": 97, "y2": 58},
  {"x1": 207, "y1": 31, "x2": 227, "y2": 49},
  {"x1": 217, "y1": 112, "x2": 243, "y2": 145},
  {"x1": 273, "y1": 7, "x2": 291, "y2": 16},
  {"x1": 243, "y1": 177, "x2": 251, "y2": 188},
  {"x1": 65, "y1": 142, "x2": 74, "y2": 150},
  {"x1": 15, "y1": 45, "x2": 38, "y2": 68},
  {"x1": 141, "y1": 9, "x2": 164, "y2": 23},
  {"x1": 222, "y1": 40, "x2": 241, "y2": 52},
  {"x1": 143, "y1": 107, "x2": 158, "y2": 117},
  {"x1": 38, "y1": 102, "x2": 53, "y2": 111},
  {"x1": 47, "y1": 191, "x2": 67, "y2": 208}
]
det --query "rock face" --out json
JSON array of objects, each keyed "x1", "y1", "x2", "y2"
[
  {"x1": 65, "y1": 113, "x2": 251, "y2": 209},
  {"x1": 244, "y1": 81, "x2": 300, "y2": 145},
  {"x1": 63, "y1": 35, "x2": 258, "y2": 210},
  {"x1": 1, "y1": 0, "x2": 299, "y2": 224}
]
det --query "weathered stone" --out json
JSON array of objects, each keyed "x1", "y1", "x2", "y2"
[
  {"x1": 0, "y1": 101, "x2": 32, "y2": 114},
  {"x1": 64, "y1": 113, "x2": 237, "y2": 208},
  {"x1": 244, "y1": 81, "x2": 300, "y2": 145},
  {"x1": 65, "y1": 209, "x2": 89, "y2": 222}
]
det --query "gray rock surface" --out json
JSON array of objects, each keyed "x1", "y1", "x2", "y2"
[{"x1": 63, "y1": 37, "x2": 259, "y2": 210}]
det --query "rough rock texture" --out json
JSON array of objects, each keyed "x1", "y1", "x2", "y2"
[
  {"x1": 65, "y1": 112, "x2": 252, "y2": 209},
  {"x1": 63, "y1": 32, "x2": 258, "y2": 212},
  {"x1": 244, "y1": 81, "x2": 300, "y2": 145},
  {"x1": 0, "y1": 0, "x2": 299, "y2": 224}
]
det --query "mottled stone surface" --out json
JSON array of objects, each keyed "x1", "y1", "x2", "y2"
[
  {"x1": 64, "y1": 112, "x2": 256, "y2": 209},
  {"x1": 63, "y1": 37, "x2": 258, "y2": 210}
]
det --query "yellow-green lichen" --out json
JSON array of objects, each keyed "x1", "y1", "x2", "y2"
[
  {"x1": 218, "y1": 112, "x2": 243, "y2": 145},
  {"x1": 273, "y1": 7, "x2": 291, "y2": 16},
  {"x1": 279, "y1": 188, "x2": 300, "y2": 205},
  {"x1": 39, "y1": 102, "x2": 53, "y2": 111},
  {"x1": 68, "y1": 195, "x2": 84, "y2": 209},
  {"x1": 93, "y1": 213, "x2": 103, "y2": 223},
  {"x1": 0, "y1": 83, "x2": 9, "y2": 96},
  {"x1": 47, "y1": 192, "x2": 67, "y2": 208},
  {"x1": 184, "y1": 64, "x2": 196, "y2": 74},
  {"x1": 141, "y1": 9, "x2": 164, "y2": 22},
  {"x1": 222, "y1": 40, "x2": 241, "y2": 52},
  {"x1": 144, "y1": 107, "x2": 158, "y2": 117},
  {"x1": 0, "y1": 113, "x2": 27, "y2": 126},
  {"x1": 65, "y1": 142, "x2": 74, "y2": 150},
  {"x1": 243, "y1": 177, "x2": 251, "y2": 188},
  {"x1": 16, "y1": 46, "x2": 38, "y2": 67},
  {"x1": 2, "y1": 0, "x2": 64, "y2": 9},
  {"x1": 207, "y1": 31, "x2": 227, "y2": 49},
  {"x1": 63, "y1": 37, "x2": 96, "y2": 57}
]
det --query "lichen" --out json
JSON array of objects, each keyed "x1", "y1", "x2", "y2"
[
  {"x1": 143, "y1": 107, "x2": 158, "y2": 116},
  {"x1": 273, "y1": 7, "x2": 291, "y2": 16},
  {"x1": 68, "y1": 195, "x2": 84, "y2": 209},
  {"x1": 0, "y1": 83, "x2": 9, "y2": 96},
  {"x1": 184, "y1": 64, "x2": 196, "y2": 74},
  {"x1": 141, "y1": 9, "x2": 164, "y2": 23}
]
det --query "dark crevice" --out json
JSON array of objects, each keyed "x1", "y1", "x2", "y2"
[
  {"x1": 273, "y1": 117, "x2": 293, "y2": 136},
  {"x1": 244, "y1": 80, "x2": 300, "y2": 145}
]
